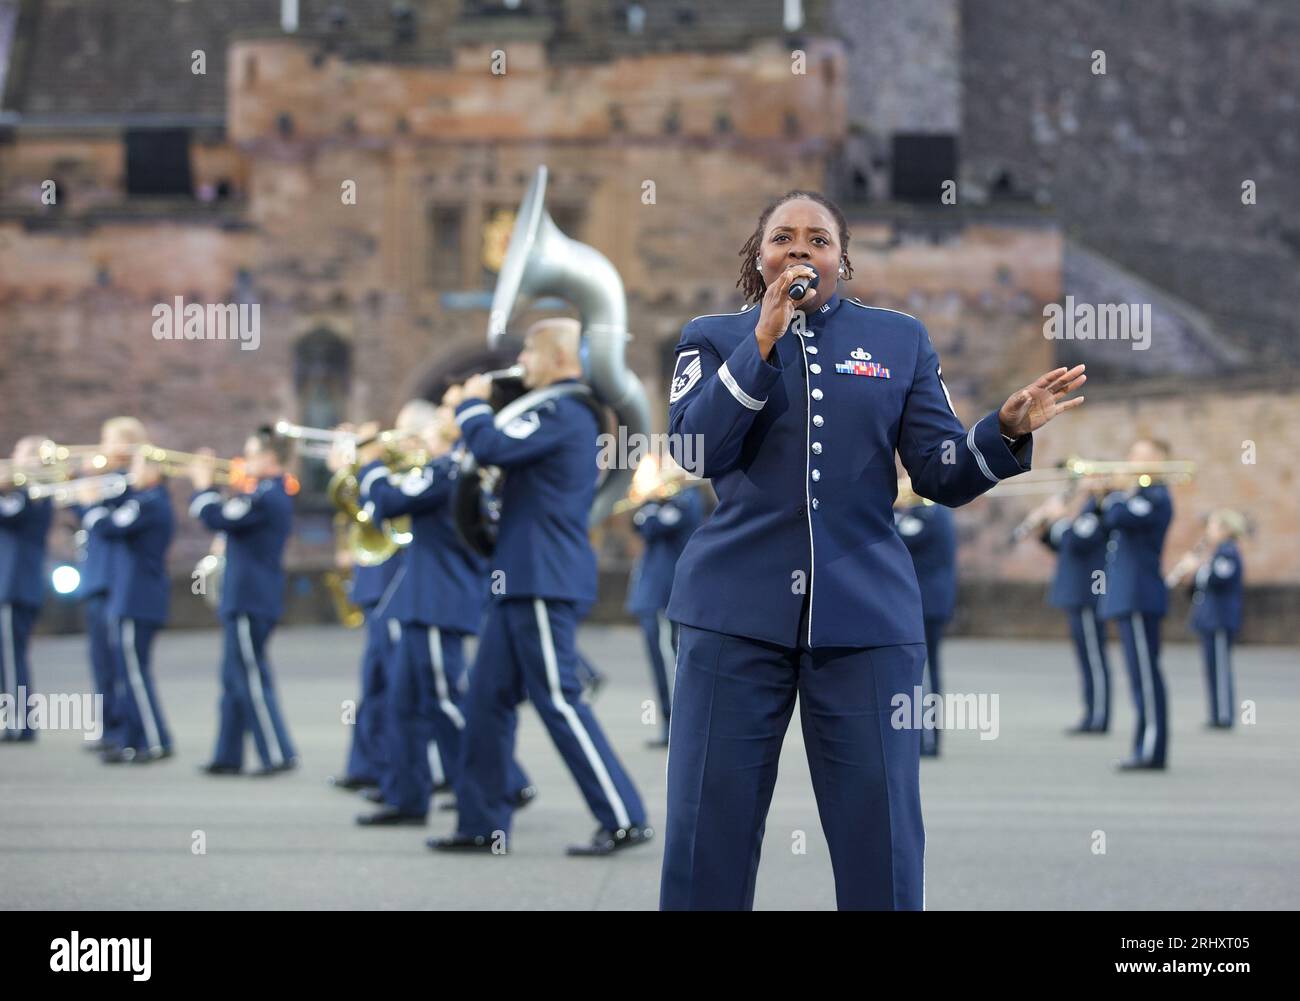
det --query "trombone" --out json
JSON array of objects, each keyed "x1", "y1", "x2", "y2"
[{"x1": 0, "y1": 442, "x2": 115, "y2": 487}]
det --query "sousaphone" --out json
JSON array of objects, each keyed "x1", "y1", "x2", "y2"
[{"x1": 453, "y1": 165, "x2": 651, "y2": 555}]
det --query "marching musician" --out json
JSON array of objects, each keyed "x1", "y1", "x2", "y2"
[
  {"x1": 625, "y1": 475, "x2": 703, "y2": 748},
  {"x1": 1168, "y1": 509, "x2": 1246, "y2": 729},
  {"x1": 431, "y1": 317, "x2": 650, "y2": 856},
  {"x1": 72, "y1": 417, "x2": 147, "y2": 752},
  {"x1": 326, "y1": 424, "x2": 404, "y2": 795},
  {"x1": 1036, "y1": 484, "x2": 1112, "y2": 734},
  {"x1": 0, "y1": 436, "x2": 55, "y2": 742},
  {"x1": 351, "y1": 401, "x2": 485, "y2": 825},
  {"x1": 82, "y1": 444, "x2": 175, "y2": 763},
  {"x1": 189, "y1": 427, "x2": 298, "y2": 776},
  {"x1": 893, "y1": 478, "x2": 957, "y2": 757},
  {"x1": 1097, "y1": 438, "x2": 1174, "y2": 771},
  {"x1": 658, "y1": 191, "x2": 1084, "y2": 910}
]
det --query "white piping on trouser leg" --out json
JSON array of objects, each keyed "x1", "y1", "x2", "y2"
[
  {"x1": 1216, "y1": 629, "x2": 1230, "y2": 726},
  {"x1": 1132, "y1": 613, "x2": 1157, "y2": 762},
  {"x1": 427, "y1": 626, "x2": 465, "y2": 730},
  {"x1": 122, "y1": 619, "x2": 163, "y2": 755},
  {"x1": 238, "y1": 615, "x2": 284, "y2": 767},
  {"x1": 1, "y1": 603, "x2": 13, "y2": 734},
  {"x1": 428, "y1": 740, "x2": 444, "y2": 787},
  {"x1": 1081, "y1": 606, "x2": 1105, "y2": 729},
  {"x1": 533, "y1": 598, "x2": 631, "y2": 831},
  {"x1": 657, "y1": 612, "x2": 676, "y2": 702}
]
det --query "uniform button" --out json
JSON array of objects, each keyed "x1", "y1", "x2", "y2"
[
  {"x1": 809, "y1": 363, "x2": 822, "y2": 374},
  {"x1": 811, "y1": 442, "x2": 822, "y2": 454},
  {"x1": 811, "y1": 498, "x2": 820, "y2": 510},
  {"x1": 811, "y1": 469, "x2": 821, "y2": 481},
  {"x1": 813, "y1": 415, "x2": 824, "y2": 427},
  {"x1": 806, "y1": 345, "x2": 818, "y2": 354},
  {"x1": 1106, "y1": 541, "x2": 1117, "y2": 553},
  {"x1": 811, "y1": 389, "x2": 823, "y2": 400}
]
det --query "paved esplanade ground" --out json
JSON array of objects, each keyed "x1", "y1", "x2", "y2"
[{"x1": 3, "y1": 626, "x2": 1296, "y2": 910}]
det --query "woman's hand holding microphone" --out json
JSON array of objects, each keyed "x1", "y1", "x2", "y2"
[{"x1": 753, "y1": 264, "x2": 819, "y2": 360}]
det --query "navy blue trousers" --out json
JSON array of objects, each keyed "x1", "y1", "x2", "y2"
[
  {"x1": 109, "y1": 616, "x2": 171, "y2": 756},
  {"x1": 1067, "y1": 605, "x2": 1110, "y2": 731},
  {"x1": 379, "y1": 621, "x2": 470, "y2": 818},
  {"x1": 637, "y1": 610, "x2": 677, "y2": 737},
  {"x1": 920, "y1": 617, "x2": 944, "y2": 756},
  {"x1": 455, "y1": 598, "x2": 646, "y2": 839},
  {"x1": 84, "y1": 593, "x2": 125, "y2": 744},
  {"x1": 1198, "y1": 628, "x2": 1236, "y2": 727},
  {"x1": 660, "y1": 625, "x2": 927, "y2": 911},
  {"x1": 0, "y1": 601, "x2": 38, "y2": 740},
  {"x1": 343, "y1": 606, "x2": 391, "y2": 785},
  {"x1": 212, "y1": 614, "x2": 296, "y2": 770},
  {"x1": 1113, "y1": 611, "x2": 1167, "y2": 766}
]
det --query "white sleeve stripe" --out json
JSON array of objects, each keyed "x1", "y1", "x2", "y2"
[
  {"x1": 188, "y1": 491, "x2": 221, "y2": 518},
  {"x1": 678, "y1": 349, "x2": 700, "y2": 358},
  {"x1": 456, "y1": 404, "x2": 494, "y2": 427},
  {"x1": 717, "y1": 361, "x2": 766, "y2": 411},
  {"x1": 83, "y1": 506, "x2": 110, "y2": 530},
  {"x1": 966, "y1": 418, "x2": 1000, "y2": 483},
  {"x1": 359, "y1": 465, "x2": 389, "y2": 498}
]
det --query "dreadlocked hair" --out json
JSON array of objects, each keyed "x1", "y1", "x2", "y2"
[{"x1": 736, "y1": 190, "x2": 855, "y2": 305}]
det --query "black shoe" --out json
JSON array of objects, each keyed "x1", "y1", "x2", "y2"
[
  {"x1": 251, "y1": 758, "x2": 299, "y2": 777},
  {"x1": 362, "y1": 787, "x2": 387, "y2": 804},
  {"x1": 356, "y1": 807, "x2": 426, "y2": 826},
  {"x1": 4, "y1": 731, "x2": 37, "y2": 743},
  {"x1": 438, "y1": 798, "x2": 458, "y2": 812},
  {"x1": 198, "y1": 762, "x2": 242, "y2": 776},
  {"x1": 432, "y1": 781, "x2": 453, "y2": 795},
  {"x1": 1116, "y1": 757, "x2": 1166, "y2": 771},
  {"x1": 327, "y1": 774, "x2": 377, "y2": 791},
  {"x1": 101, "y1": 746, "x2": 142, "y2": 764},
  {"x1": 83, "y1": 739, "x2": 119, "y2": 754},
  {"x1": 581, "y1": 672, "x2": 607, "y2": 701},
  {"x1": 565, "y1": 824, "x2": 654, "y2": 857},
  {"x1": 512, "y1": 784, "x2": 538, "y2": 810},
  {"x1": 427, "y1": 832, "x2": 499, "y2": 853},
  {"x1": 645, "y1": 735, "x2": 670, "y2": 749},
  {"x1": 1204, "y1": 721, "x2": 1233, "y2": 730},
  {"x1": 920, "y1": 747, "x2": 939, "y2": 758},
  {"x1": 150, "y1": 747, "x2": 174, "y2": 761}
]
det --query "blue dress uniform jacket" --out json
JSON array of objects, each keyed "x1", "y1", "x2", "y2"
[
  {"x1": 1191, "y1": 541, "x2": 1244, "y2": 634},
  {"x1": 665, "y1": 293, "x2": 1032, "y2": 648},
  {"x1": 1043, "y1": 497, "x2": 1107, "y2": 609},
  {"x1": 349, "y1": 554, "x2": 400, "y2": 609},
  {"x1": 190, "y1": 476, "x2": 292, "y2": 622},
  {"x1": 70, "y1": 472, "x2": 128, "y2": 598},
  {"x1": 626, "y1": 490, "x2": 703, "y2": 616},
  {"x1": 893, "y1": 502, "x2": 957, "y2": 623},
  {"x1": 84, "y1": 484, "x2": 174, "y2": 624},
  {"x1": 358, "y1": 456, "x2": 486, "y2": 632},
  {"x1": 0, "y1": 490, "x2": 53, "y2": 608},
  {"x1": 1097, "y1": 484, "x2": 1173, "y2": 619},
  {"x1": 454, "y1": 381, "x2": 600, "y2": 605}
]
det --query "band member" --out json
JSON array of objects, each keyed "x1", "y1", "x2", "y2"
[
  {"x1": 431, "y1": 318, "x2": 650, "y2": 856},
  {"x1": 1098, "y1": 438, "x2": 1174, "y2": 771},
  {"x1": 658, "y1": 191, "x2": 1084, "y2": 909},
  {"x1": 893, "y1": 479, "x2": 957, "y2": 757},
  {"x1": 83, "y1": 446, "x2": 175, "y2": 763},
  {"x1": 352, "y1": 402, "x2": 485, "y2": 825},
  {"x1": 73, "y1": 417, "x2": 147, "y2": 751},
  {"x1": 625, "y1": 484, "x2": 703, "y2": 747},
  {"x1": 190, "y1": 427, "x2": 298, "y2": 776},
  {"x1": 1169, "y1": 509, "x2": 1246, "y2": 729},
  {"x1": 1035, "y1": 486, "x2": 1111, "y2": 733},
  {"x1": 0, "y1": 437, "x2": 55, "y2": 742},
  {"x1": 326, "y1": 425, "x2": 404, "y2": 794}
]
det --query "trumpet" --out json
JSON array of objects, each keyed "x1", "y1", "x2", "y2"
[
  {"x1": 28, "y1": 472, "x2": 131, "y2": 506},
  {"x1": 1165, "y1": 535, "x2": 1210, "y2": 589},
  {"x1": 133, "y1": 445, "x2": 244, "y2": 484},
  {"x1": 0, "y1": 442, "x2": 115, "y2": 487},
  {"x1": 611, "y1": 455, "x2": 709, "y2": 515},
  {"x1": 273, "y1": 420, "x2": 352, "y2": 459},
  {"x1": 989, "y1": 456, "x2": 1196, "y2": 496}
]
